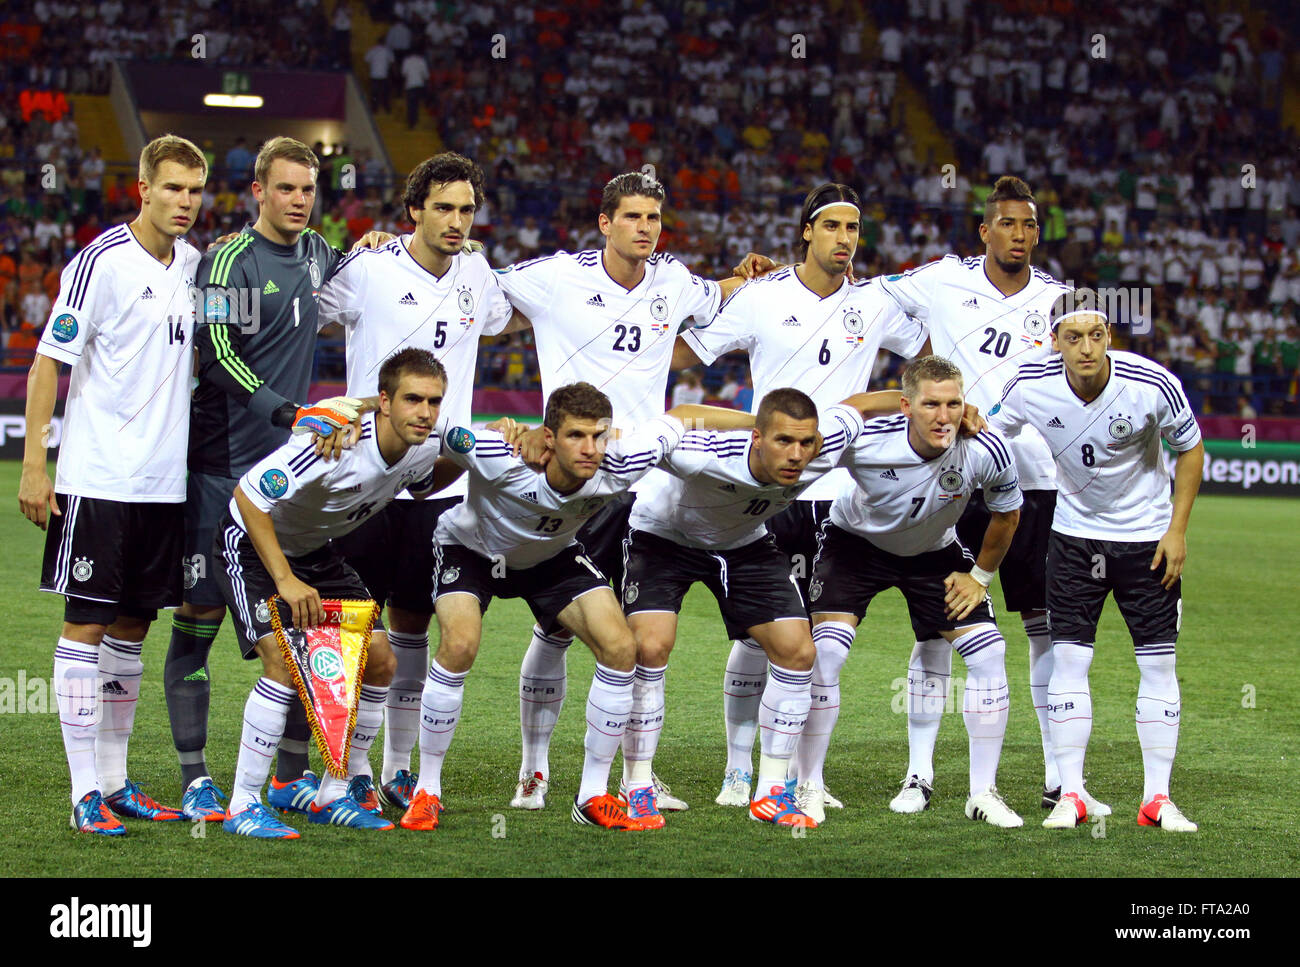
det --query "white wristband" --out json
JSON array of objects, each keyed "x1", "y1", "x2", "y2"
[{"x1": 969, "y1": 565, "x2": 994, "y2": 588}]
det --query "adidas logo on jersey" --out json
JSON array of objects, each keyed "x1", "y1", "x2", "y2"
[
  {"x1": 781, "y1": 315, "x2": 800, "y2": 326},
  {"x1": 586, "y1": 294, "x2": 605, "y2": 307},
  {"x1": 398, "y1": 292, "x2": 418, "y2": 306},
  {"x1": 718, "y1": 483, "x2": 737, "y2": 492},
  {"x1": 101, "y1": 680, "x2": 128, "y2": 696},
  {"x1": 263, "y1": 280, "x2": 280, "y2": 295},
  {"x1": 140, "y1": 287, "x2": 155, "y2": 300},
  {"x1": 962, "y1": 297, "x2": 979, "y2": 309},
  {"x1": 879, "y1": 469, "x2": 899, "y2": 480},
  {"x1": 1047, "y1": 417, "x2": 1066, "y2": 429},
  {"x1": 521, "y1": 490, "x2": 538, "y2": 503}
]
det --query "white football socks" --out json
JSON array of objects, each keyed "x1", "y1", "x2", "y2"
[
  {"x1": 380, "y1": 630, "x2": 427, "y2": 783},
  {"x1": 519, "y1": 626, "x2": 570, "y2": 779},
  {"x1": 793, "y1": 621, "x2": 852, "y2": 788},
  {"x1": 230, "y1": 678, "x2": 294, "y2": 814},
  {"x1": 756, "y1": 663, "x2": 812, "y2": 797},
  {"x1": 722, "y1": 637, "x2": 766, "y2": 774},
  {"x1": 577, "y1": 663, "x2": 634, "y2": 805},
  {"x1": 1023, "y1": 612, "x2": 1058, "y2": 789},
  {"x1": 904, "y1": 638, "x2": 951, "y2": 785},
  {"x1": 95, "y1": 634, "x2": 143, "y2": 797},
  {"x1": 622, "y1": 664, "x2": 665, "y2": 791},
  {"x1": 1048, "y1": 641, "x2": 1095, "y2": 798},
  {"x1": 952, "y1": 624, "x2": 1010, "y2": 796},
  {"x1": 415, "y1": 660, "x2": 466, "y2": 799},
  {"x1": 315, "y1": 683, "x2": 388, "y2": 806},
  {"x1": 55, "y1": 638, "x2": 101, "y2": 804},
  {"x1": 1135, "y1": 645, "x2": 1180, "y2": 802}
]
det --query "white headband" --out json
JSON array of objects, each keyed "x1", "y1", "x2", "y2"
[
  {"x1": 1052, "y1": 308, "x2": 1109, "y2": 328},
  {"x1": 809, "y1": 200, "x2": 860, "y2": 221}
]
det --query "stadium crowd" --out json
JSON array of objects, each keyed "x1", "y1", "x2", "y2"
[{"x1": 1, "y1": 0, "x2": 1298, "y2": 412}]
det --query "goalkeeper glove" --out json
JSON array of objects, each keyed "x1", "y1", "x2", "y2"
[{"x1": 290, "y1": 396, "x2": 363, "y2": 436}]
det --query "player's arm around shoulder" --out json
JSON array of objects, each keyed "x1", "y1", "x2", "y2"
[
  {"x1": 985, "y1": 370, "x2": 1033, "y2": 437},
  {"x1": 666, "y1": 403, "x2": 755, "y2": 433},
  {"x1": 678, "y1": 276, "x2": 753, "y2": 364},
  {"x1": 441, "y1": 419, "x2": 521, "y2": 480}
]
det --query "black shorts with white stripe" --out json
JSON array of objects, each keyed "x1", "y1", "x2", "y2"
[
  {"x1": 808, "y1": 523, "x2": 994, "y2": 639},
  {"x1": 957, "y1": 488, "x2": 1056, "y2": 613},
  {"x1": 432, "y1": 541, "x2": 612, "y2": 637},
  {"x1": 211, "y1": 514, "x2": 382, "y2": 658},
  {"x1": 764, "y1": 499, "x2": 834, "y2": 605},
  {"x1": 573, "y1": 490, "x2": 637, "y2": 590},
  {"x1": 621, "y1": 529, "x2": 807, "y2": 640},
  {"x1": 40, "y1": 494, "x2": 183, "y2": 620},
  {"x1": 1046, "y1": 532, "x2": 1181, "y2": 647}
]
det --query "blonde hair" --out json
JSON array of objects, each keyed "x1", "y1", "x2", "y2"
[
  {"x1": 902, "y1": 355, "x2": 964, "y2": 398},
  {"x1": 138, "y1": 134, "x2": 207, "y2": 185}
]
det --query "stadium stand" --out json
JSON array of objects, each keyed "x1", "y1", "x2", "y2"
[{"x1": 1, "y1": 0, "x2": 1297, "y2": 414}]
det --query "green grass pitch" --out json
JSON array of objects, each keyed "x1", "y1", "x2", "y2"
[{"x1": 2, "y1": 459, "x2": 1296, "y2": 878}]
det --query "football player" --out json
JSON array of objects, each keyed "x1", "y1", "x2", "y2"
[
  {"x1": 990, "y1": 290, "x2": 1204, "y2": 832},
  {"x1": 20, "y1": 135, "x2": 207, "y2": 833}
]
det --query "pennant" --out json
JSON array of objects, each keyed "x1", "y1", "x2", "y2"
[{"x1": 270, "y1": 596, "x2": 379, "y2": 778}]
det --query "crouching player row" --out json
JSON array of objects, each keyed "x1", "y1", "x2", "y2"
[{"x1": 608, "y1": 356, "x2": 1024, "y2": 829}]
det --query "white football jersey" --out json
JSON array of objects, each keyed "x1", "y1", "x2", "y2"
[
  {"x1": 319, "y1": 239, "x2": 513, "y2": 499},
  {"x1": 232, "y1": 412, "x2": 445, "y2": 558},
  {"x1": 436, "y1": 415, "x2": 684, "y2": 568},
  {"x1": 874, "y1": 254, "x2": 1072, "y2": 490},
  {"x1": 631, "y1": 403, "x2": 865, "y2": 550},
  {"x1": 830, "y1": 414, "x2": 1022, "y2": 556},
  {"x1": 38, "y1": 224, "x2": 200, "y2": 502},
  {"x1": 681, "y1": 266, "x2": 927, "y2": 498},
  {"x1": 494, "y1": 249, "x2": 721, "y2": 429},
  {"x1": 988, "y1": 350, "x2": 1202, "y2": 542}
]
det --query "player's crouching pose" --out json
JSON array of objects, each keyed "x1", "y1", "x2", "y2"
[
  {"x1": 215, "y1": 349, "x2": 452, "y2": 839},
  {"x1": 793, "y1": 356, "x2": 1025, "y2": 827},
  {"x1": 989, "y1": 291, "x2": 1204, "y2": 832},
  {"x1": 401, "y1": 384, "x2": 753, "y2": 831},
  {"x1": 620, "y1": 388, "x2": 903, "y2": 829},
  {"x1": 21, "y1": 134, "x2": 207, "y2": 834}
]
